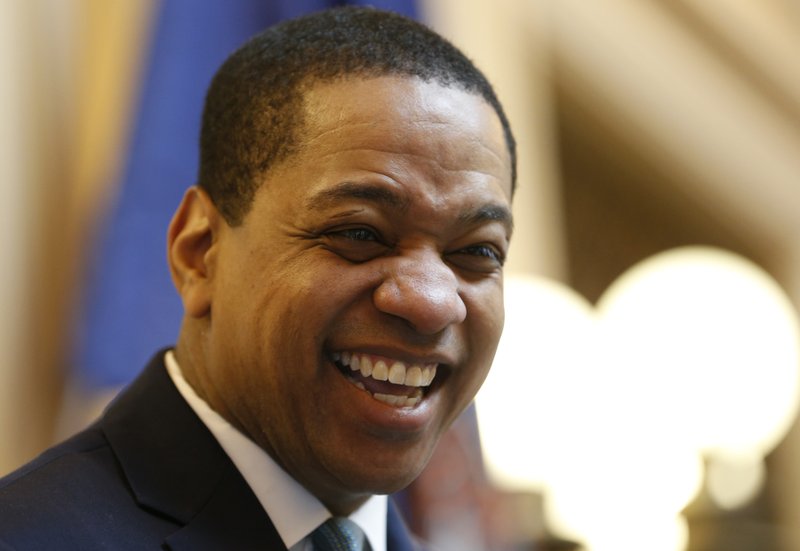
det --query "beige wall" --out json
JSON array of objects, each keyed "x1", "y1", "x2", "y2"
[{"x1": 0, "y1": 0, "x2": 153, "y2": 473}]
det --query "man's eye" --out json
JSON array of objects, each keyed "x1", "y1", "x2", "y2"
[
  {"x1": 463, "y1": 245, "x2": 501, "y2": 262},
  {"x1": 335, "y1": 228, "x2": 378, "y2": 241},
  {"x1": 460, "y1": 245, "x2": 504, "y2": 264},
  {"x1": 449, "y1": 244, "x2": 506, "y2": 273},
  {"x1": 323, "y1": 227, "x2": 387, "y2": 262}
]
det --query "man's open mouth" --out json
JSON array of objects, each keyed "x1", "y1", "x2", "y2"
[{"x1": 331, "y1": 351, "x2": 438, "y2": 408}]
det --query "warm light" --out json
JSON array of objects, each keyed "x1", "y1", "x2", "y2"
[
  {"x1": 478, "y1": 247, "x2": 800, "y2": 549},
  {"x1": 596, "y1": 247, "x2": 800, "y2": 458},
  {"x1": 580, "y1": 515, "x2": 689, "y2": 551},
  {"x1": 542, "y1": 437, "x2": 702, "y2": 546},
  {"x1": 706, "y1": 451, "x2": 765, "y2": 510},
  {"x1": 477, "y1": 275, "x2": 596, "y2": 491}
]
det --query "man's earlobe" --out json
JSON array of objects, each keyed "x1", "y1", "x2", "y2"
[{"x1": 167, "y1": 187, "x2": 221, "y2": 318}]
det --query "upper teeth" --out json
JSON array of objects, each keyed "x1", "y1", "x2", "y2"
[{"x1": 332, "y1": 352, "x2": 437, "y2": 387}]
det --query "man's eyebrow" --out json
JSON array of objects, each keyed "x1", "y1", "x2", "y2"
[
  {"x1": 306, "y1": 182, "x2": 409, "y2": 211},
  {"x1": 307, "y1": 181, "x2": 513, "y2": 234},
  {"x1": 460, "y1": 204, "x2": 514, "y2": 236}
]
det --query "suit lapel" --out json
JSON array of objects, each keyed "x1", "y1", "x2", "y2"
[
  {"x1": 100, "y1": 351, "x2": 426, "y2": 551},
  {"x1": 164, "y1": 467, "x2": 285, "y2": 551},
  {"x1": 101, "y1": 351, "x2": 285, "y2": 550}
]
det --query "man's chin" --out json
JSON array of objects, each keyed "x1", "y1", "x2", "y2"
[{"x1": 316, "y1": 449, "x2": 434, "y2": 508}]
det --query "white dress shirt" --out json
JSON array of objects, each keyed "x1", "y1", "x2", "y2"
[{"x1": 165, "y1": 350, "x2": 387, "y2": 551}]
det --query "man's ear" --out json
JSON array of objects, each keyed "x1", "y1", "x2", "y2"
[{"x1": 167, "y1": 186, "x2": 222, "y2": 318}]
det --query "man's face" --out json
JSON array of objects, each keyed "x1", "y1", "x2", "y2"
[{"x1": 202, "y1": 76, "x2": 512, "y2": 512}]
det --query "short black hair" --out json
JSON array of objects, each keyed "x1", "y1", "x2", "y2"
[{"x1": 198, "y1": 6, "x2": 517, "y2": 225}]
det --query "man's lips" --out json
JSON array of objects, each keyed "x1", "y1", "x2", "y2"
[{"x1": 331, "y1": 351, "x2": 439, "y2": 408}]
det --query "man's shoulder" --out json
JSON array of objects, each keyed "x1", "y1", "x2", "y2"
[
  {"x1": 0, "y1": 352, "x2": 192, "y2": 551},
  {"x1": 0, "y1": 424, "x2": 107, "y2": 490},
  {"x1": 0, "y1": 424, "x2": 177, "y2": 550}
]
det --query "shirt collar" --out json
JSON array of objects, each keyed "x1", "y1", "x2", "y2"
[{"x1": 165, "y1": 350, "x2": 387, "y2": 550}]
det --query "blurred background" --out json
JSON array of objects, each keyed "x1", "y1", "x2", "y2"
[{"x1": 2, "y1": 1, "x2": 800, "y2": 550}]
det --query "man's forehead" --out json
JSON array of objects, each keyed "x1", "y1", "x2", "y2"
[
  {"x1": 293, "y1": 76, "x2": 512, "y2": 190},
  {"x1": 297, "y1": 77, "x2": 488, "y2": 142},
  {"x1": 301, "y1": 74, "x2": 491, "y2": 120}
]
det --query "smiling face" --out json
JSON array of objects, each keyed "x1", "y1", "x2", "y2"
[{"x1": 170, "y1": 75, "x2": 513, "y2": 515}]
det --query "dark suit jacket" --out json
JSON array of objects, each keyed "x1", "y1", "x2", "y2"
[{"x1": 0, "y1": 351, "x2": 421, "y2": 550}]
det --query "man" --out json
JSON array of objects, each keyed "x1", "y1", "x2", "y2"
[{"x1": 0, "y1": 7, "x2": 516, "y2": 550}]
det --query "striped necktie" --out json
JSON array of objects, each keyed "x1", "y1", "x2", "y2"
[{"x1": 311, "y1": 517, "x2": 372, "y2": 551}]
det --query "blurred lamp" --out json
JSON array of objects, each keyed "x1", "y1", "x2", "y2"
[{"x1": 478, "y1": 247, "x2": 800, "y2": 549}]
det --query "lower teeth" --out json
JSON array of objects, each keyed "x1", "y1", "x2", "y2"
[
  {"x1": 349, "y1": 380, "x2": 421, "y2": 407},
  {"x1": 374, "y1": 392, "x2": 421, "y2": 407}
]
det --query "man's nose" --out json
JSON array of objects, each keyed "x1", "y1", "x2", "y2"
[{"x1": 373, "y1": 253, "x2": 467, "y2": 335}]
